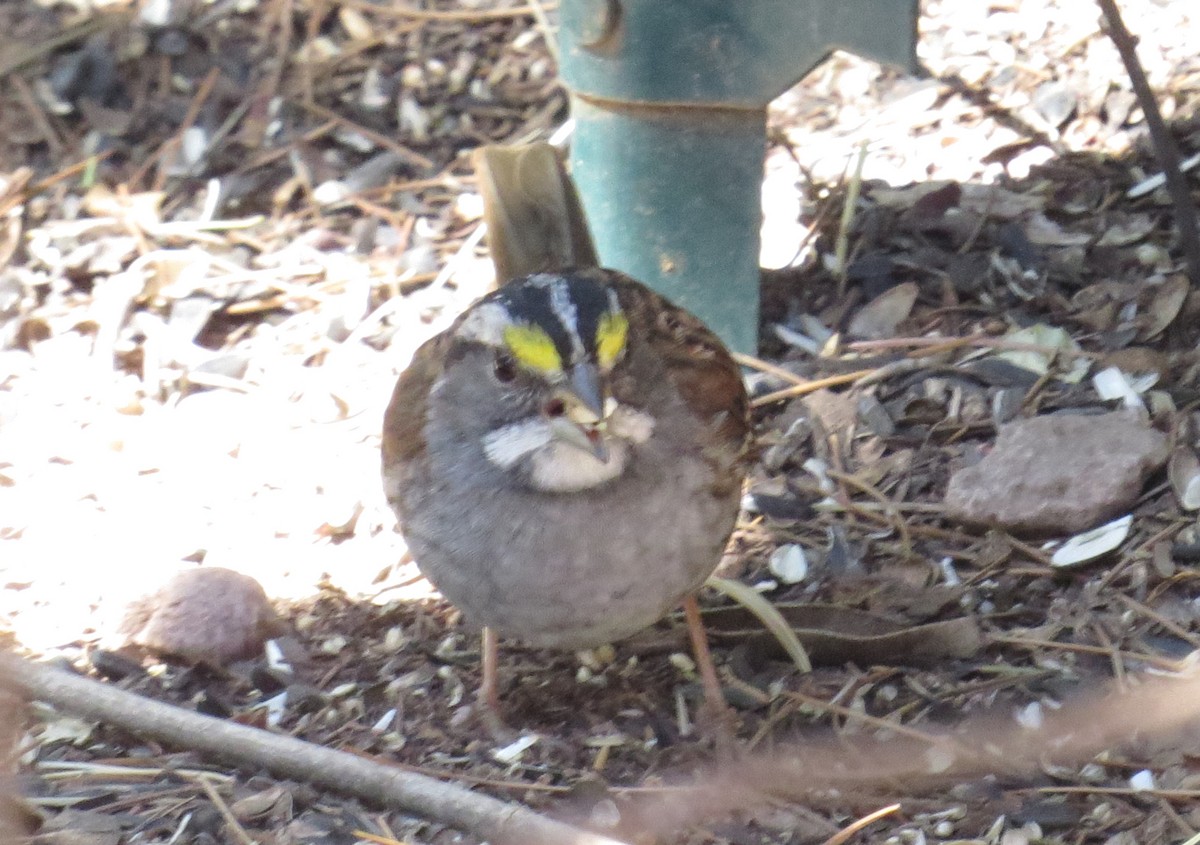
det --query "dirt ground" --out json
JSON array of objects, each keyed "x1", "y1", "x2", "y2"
[{"x1": 2, "y1": 0, "x2": 1200, "y2": 843}]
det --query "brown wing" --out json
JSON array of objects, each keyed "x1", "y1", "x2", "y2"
[
  {"x1": 604, "y1": 270, "x2": 751, "y2": 495},
  {"x1": 381, "y1": 332, "x2": 449, "y2": 509}
]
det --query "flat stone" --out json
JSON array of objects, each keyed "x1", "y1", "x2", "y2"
[
  {"x1": 119, "y1": 567, "x2": 283, "y2": 665},
  {"x1": 944, "y1": 411, "x2": 1167, "y2": 536}
]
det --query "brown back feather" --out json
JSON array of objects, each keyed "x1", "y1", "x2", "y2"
[
  {"x1": 605, "y1": 271, "x2": 751, "y2": 496},
  {"x1": 381, "y1": 333, "x2": 448, "y2": 495}
]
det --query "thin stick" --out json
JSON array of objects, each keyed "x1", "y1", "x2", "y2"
[
  {"x1": 3, "y1": 656, "x2": 628, "y2": 845},
  {"x1": 846, "y1": 334, "x2": 1096, "y2": 359},
  {"x1": 731, "y1": 351, "x2": 809, "y2": 386},
  {"x1": 783, "y1": 689, "x2": 943, "y2": 745},
  {"x1": 1095, "y1": 0, "x2": 1200, "y2": 285},
  {"x1": 525, "y1": 0, "x2": 560, "y2": 64},
  {"x1": 750, "y1": 368, "x2": 878, "y2": 407},
  {"x1": 1032, "y1": 785, "x2": 1200, "y2": 801},
  {"x1": 194, "y1": 777, "x2": 258, "y2": 845},
  {"x1": 835, "y1": 142, "x2": 869, "y2": 298},
  {"x1": 299, "y1": 101, "x2": 434, "y2": 170},
  {"x1": 150, "y1": 66, "x2": 222, "y2": 192},
  {"x1": 988, "y1": 634, "x2": 1186, "y2": 672},
  {"x1": 0, "y1": 152, "x2": 111, "y2": 218},
  {"x1": 1113, "y1": 592, "x2": 1200, "y2": 650}
]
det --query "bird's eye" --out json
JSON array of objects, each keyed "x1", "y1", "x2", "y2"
[
  {"x1": 493, "y1": 353, "x2": 518, "y2": 383},
  {"x1": 543, "y1": 398, "x2": 566, "y2": 418}
]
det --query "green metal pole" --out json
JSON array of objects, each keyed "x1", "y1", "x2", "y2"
[
  {"x1": 569, "y1": 97, "x2": 765, "y2": 354},
  {"x1": 558, "y1": 0, "x2": 919, "y2": 353}
]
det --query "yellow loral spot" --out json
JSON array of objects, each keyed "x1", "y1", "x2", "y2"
[
  {"x1": 595, "y1": 311, "x2": 629, "y2": 369},
  {"x1": 503, "y1": 323, "x2": 562, "y2": 373}
]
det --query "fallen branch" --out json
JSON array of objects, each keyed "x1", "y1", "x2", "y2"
[
  {"x1": 2, "y1": 656, "x2": 627, "y2": 845},
  {"x1": 7, "y1": 651, "x2": 1200, "y2": 842}
]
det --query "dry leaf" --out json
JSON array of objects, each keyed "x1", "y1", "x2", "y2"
[
  {"x1": 995, "y1": 324, "x2": 1090, "y2": 383},
  {"x1": 1139, "y1": 274, "x2": 1189, "y2": 340},
  {"x1": 847, "y1": 282, "x2": 918, "y2": 339}
]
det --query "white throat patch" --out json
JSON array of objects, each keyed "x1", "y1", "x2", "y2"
[
  {"x1": 482, "y1": 418, "x2": 553, "y2": 469},
  {"x1": 481, "y1": 405, "x2": 656, "y2": 493},
  {"x1": 531, "y1": 441, "x2": 629, "y2": 492}
]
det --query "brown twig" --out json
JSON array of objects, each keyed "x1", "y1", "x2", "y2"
[
  {"x1": 233, "y1": 119, "x2": 339, "y2": 175},
  {"x1": 845, "y1": 334, "x2": 1097, "y2": 359},
  {"x1": 3, "y1": 656, "x2": 628, "y2": 845},
  {"x1": 988, "y1": 635, "x2": 1186, "y2": 672},
  {"x1": 301, "y1": 0, "x2": 327, "y2": 106},
  {"x1": 194, "y1": 777, "x2": 258, "y2": 845},
  {"x1": 265, "y1": 0, "x2": 294, "y2": 121},
  {"x1": 299, "y1": 101, "x2": 435, "y2": 171},
  {"x1": 731, "y1": 351, "x2": 809, "y2": 386},
  {"x1": 1031, "y1": 785, "x2": 1200, "y2": 801},
  {"x1": 618, "y1": 669, "x2": 1200, "y2": 838},
  {"x1": 750, "y1": 368, "x2": 878, "y2": 408},
  {"x1": 1113, "y1": 592, "x2": 1200, "y2": 650},
  {"x1": 782, "y1": 689, "x2": 943, "y2": 745},
  {"x1": 1095, "y1": 0, "x2": 1200, "y2": 285},
  {"x1": 148, "y1": 66, "x2": 222, "y2": 192}
]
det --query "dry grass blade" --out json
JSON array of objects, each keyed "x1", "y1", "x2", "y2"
[
  {"x1": 834, "y1": 142, "x2": 869, "y2": 297},
  {"x1": 705, "y1": 576, "x2": 813, "y2": 674},
  {"x1": 299, "y1": 101, "x2": 435, "y2": 170},
  {"x1": 818, "y1": 803, "x2": 902, "y2": 845},
  {"x1": 750, "y1": 368, "x2": 879, "y2": 407},
  {"x1": 731, "y1": 352, "x2": 809, "y2": 386}
]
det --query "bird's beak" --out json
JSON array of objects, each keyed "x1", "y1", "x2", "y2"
[
  {"x1": 567, "y1": 362, "x2": 605, "y2": 421},
  {"x1": 549, "y1": 363, "x2": 611, "y2": 462}
]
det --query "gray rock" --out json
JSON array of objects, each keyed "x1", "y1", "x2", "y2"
[{"x1": 944, "y1": 411, "x2": 1167, "y2": 536}]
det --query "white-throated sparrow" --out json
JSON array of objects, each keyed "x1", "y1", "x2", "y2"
[
  {"x1": 382, "y1": 270, "x2": 749, "y2": 696},
  {"x1": 381, "y1": 144, "x2": 750, "y2": 720}
]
